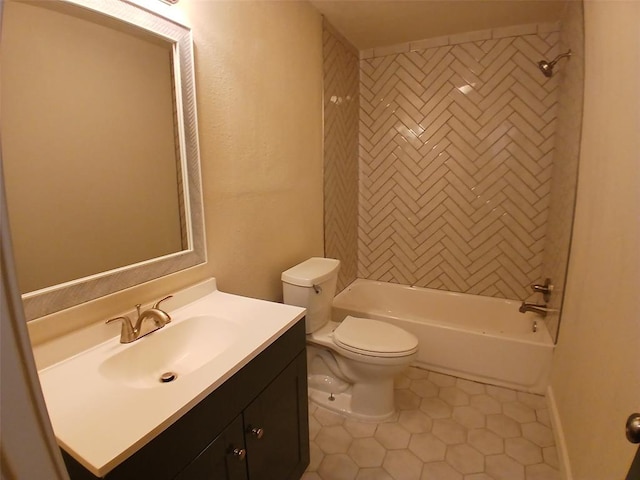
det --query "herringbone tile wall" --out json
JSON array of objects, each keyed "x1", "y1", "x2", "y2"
[
  {"x1": 541, "y1": 3, "x2": 584, "y2": 342},
  {"x1": 358, "y1": 24, "x2": 561, "y2": 300},
  {"x1": 323, "y1": 21, "x2": 360, "y2": 293}
]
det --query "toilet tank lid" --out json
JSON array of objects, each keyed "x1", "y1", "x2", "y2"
[{"x1": 281, "y1": 257, "x2": 340, "y2": 287}]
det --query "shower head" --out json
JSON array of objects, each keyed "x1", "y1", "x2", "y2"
[{"x1": 538, "y1": 49, "x2": 572, "y2": 77}]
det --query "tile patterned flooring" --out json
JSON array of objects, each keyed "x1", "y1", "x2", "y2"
[{"x1": 302, "y1": 367, "x2": 560, "y2": 480}]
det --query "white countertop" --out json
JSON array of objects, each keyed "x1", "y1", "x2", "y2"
[{"x1": 37, "y1": 279, "x2": 305, "y2": 477}]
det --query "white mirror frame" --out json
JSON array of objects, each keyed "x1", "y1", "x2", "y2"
[{"x1": 19, "y1": 0, "x2": 206, "y2": 320}]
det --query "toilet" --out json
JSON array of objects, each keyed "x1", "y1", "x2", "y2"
[{"x1": 282, "y1": 257, "x2": 418, "y2": 421}]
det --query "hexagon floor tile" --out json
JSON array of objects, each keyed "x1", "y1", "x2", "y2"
[{"x1": 302, "y1": 367, "x2": 560, "y2": 480}]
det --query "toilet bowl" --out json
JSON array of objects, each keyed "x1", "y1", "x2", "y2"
[{"x1": 282, "y1": 258, "x2": 418, "y2": 421}]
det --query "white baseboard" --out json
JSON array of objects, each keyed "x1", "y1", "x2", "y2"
[{"x1": 546, "y1": 385, "x2": 573, "y2": 480}]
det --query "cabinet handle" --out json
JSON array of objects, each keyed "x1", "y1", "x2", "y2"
[
  {"x1": 232, "y1": 448, "x2": 246, "y2": 461},
  {"x1": 250, "y1": 427, "x2": 265, "y2": 439}
]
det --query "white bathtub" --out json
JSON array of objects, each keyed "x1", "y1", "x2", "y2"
[{"x1": 332, "y1": 279, "x2": 554, "y2": 394}]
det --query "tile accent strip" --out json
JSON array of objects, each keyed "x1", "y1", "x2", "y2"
[
  {"x1": 358, "y1": 25, "x2": 560, "y2": 300},
  {"x1": 323, "y1": 20, "x2": 360, "y2": 292},
  {"x1": 360, "y1": 22, "x2": 561, "y2": 60}
]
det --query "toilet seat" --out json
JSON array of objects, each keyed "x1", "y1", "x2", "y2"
[{"x1": 333, "y1": 316, "x2": 418, "y2": 358}]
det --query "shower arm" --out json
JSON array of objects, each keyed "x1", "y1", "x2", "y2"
[{"x1": 548, "y1": 50, "x2": 572, "y2": 67}]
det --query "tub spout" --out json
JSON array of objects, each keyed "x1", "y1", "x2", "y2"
[{"x1": 519, "y1": 301, "x2": 549, "y2": 317}]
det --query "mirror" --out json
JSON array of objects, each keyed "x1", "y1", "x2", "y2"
[{"x1": 1, "y1": 0, "x2": 205, "y2": 320}]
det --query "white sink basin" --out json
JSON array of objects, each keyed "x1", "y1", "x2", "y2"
[{"x1": 99, "y1": 315, "x2": 242, "y2": 389}]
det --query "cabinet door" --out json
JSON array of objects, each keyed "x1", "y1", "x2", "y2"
[
  {"x1": 175, "y1": 415, "x2": 248, "y2": 480},
  {"x1": 243, "y1": 352, "x2": 309, "y2": 480}
]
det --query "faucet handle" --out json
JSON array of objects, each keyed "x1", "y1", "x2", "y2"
[
  {"x1": 153, "y1": 295, "x2": 173, "y2": 311},
  {"x1": 106, "y1": 316, "x2": 136, "y2": 343},
  {"x1": 531, "y1": 278, "x2": 553, "y2": 302}
]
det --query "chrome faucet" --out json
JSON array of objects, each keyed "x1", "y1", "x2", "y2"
[
  {"x1": 518, "y1": 301, "x2": 549, "y2": 317},
  {"x1": 106, "y1": 295, "x2": 173, "y2": 343}
]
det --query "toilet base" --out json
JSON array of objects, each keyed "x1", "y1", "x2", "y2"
[{"x1": 307, "y1": 385, "x2": 396, "y2": 422}]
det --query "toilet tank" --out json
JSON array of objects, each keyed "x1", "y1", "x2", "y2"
[{"x1": 282, "y1": 257, "x2": 340, "y2": 333}]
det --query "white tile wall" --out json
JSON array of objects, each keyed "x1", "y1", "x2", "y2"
[
  {"x1": 323, "y1": 21, "x2": 360, "y2": 292},
  {"x1": 358, "y1": 25, "x2": 561, "y2": 300},
  {"x1": 322, "y1": 18, "x2": 579, "y2": 319}
]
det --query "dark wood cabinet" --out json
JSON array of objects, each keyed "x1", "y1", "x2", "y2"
[
  {"x1": 175, "y1": 415, "x2": 248, "y2": 480},
  {"x1": 243, "y1": 354, "x2": 308, "y2": 480},
  {"x1": 62, "y1": 319, "x2": 309, "y2": 480}
]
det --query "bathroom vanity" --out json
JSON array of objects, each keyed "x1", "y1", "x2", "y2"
[{"x1": 36, "y1": 280, "x2": 309, "y2": 480}]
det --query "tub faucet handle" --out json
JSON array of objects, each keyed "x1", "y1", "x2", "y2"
[{"x1": 531, "y1": 278, "x2": 553, "y2": 302}]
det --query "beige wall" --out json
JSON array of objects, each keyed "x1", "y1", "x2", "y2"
[
  {"x1": 25, "y1": 1, "x2": 324, "y2": 344},
  {"x1": 2, "y1": 1, "x2": 182, "y2": 293},
  {"x1": 185, "y1": 0, "x2": 324, "y2": 301},
  {"x1": 550, "y1": 1, "x2": 640, "y2": 478}
]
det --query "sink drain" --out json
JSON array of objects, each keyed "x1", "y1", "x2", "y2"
[{"x1": 160, "y1": 372, "x2": 177, "y2": 383}]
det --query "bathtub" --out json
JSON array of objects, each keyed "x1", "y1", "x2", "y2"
[{"x1": 332, "y1": 279, "x2": 554, "y2": 394}]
